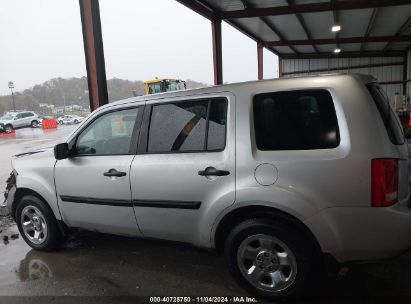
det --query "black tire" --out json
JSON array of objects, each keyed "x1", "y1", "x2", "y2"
[
  {"x1": 4, "y1": 124, "x2": 13, "y2": 133},
  {"x1": 58, "y1": 120, "x2": 64, "y2": 125},
  {"x1": 74, "y1": 120, "x2": 79, "y2": 124},
  {"x1": 15, "y1": 195, "x2": 63, "y2": 251},
  {"x1": 224, "y1": 218, "x2": 321, "y2": 299},
  {"x1": 31, "y1": 120, "x2": 38, "y2": 128}
]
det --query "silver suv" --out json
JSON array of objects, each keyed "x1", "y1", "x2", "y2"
[
  {"x1": 0, "y1": 111, "x2": 40, "y2": 133},
  {"x1": 2, "y1": 74, "x2": 411, "y2": 298}
]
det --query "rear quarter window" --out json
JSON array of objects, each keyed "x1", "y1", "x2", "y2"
[
  {"x1": 366, "y1": 84, "x2": 404, "y2": 145},
  {"x1": 253, "y1": 89, "x2": 340, "y2": 150}
]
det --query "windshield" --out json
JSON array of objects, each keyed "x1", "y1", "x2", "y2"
[
  {"x1": 0, "y1": 114, "x2": 14, "y2": 120},
  {"x1": 148, "y1": 82, "x2": 162, "y2": 94},
  {"x1": 164, "y1": 80, "x2": 180, "y2": 92}
]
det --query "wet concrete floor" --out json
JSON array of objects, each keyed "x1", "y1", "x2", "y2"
[{"x1": 1, "y1": 126, "x2": 411, "y2": 298}]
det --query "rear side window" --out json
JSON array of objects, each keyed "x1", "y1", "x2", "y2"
[
  {"x1": 367, "y1": 84, "x2": 404, "y2": 145},
  {"x1": 147, "y1": 98, "x2": 227, "y2": 153},
  {"x1": 253, "y1": 90, "x2": 340, "y2": 150}
]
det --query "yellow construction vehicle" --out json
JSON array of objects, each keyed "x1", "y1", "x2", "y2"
[{"x1": 144, "y1": 78, "x2": 186, "y2": 95}]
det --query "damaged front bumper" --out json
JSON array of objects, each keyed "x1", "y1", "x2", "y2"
[{"x1": 1, "y1": 171, "x2": 17, "y2": 216}]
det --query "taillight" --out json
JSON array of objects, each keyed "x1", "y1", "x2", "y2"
[{"x1": 371, "y1": 158, "x2": 398, "y2": 207}]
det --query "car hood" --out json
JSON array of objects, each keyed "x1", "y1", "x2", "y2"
[
  {"x1": 11, "y1": 147, "x2": 57, "y2": 191},
  {"x1": 12, "y1": 146, "x2": 56, "y2": 174},
  {"x1": 13, "y1": 146, "x2": 54, "y2": 159}
]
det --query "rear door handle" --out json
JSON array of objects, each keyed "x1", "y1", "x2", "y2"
[
  {"x1": 198, "y1": 167, "x2": 230, "y2": 177},
  {"x1": 104, "y1": 169, "x2": 127, "y2": 177}
]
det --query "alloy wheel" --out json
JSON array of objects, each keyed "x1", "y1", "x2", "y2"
[
  {"x1": 20, "y1": 205, "x2": 48, "y2": 245},
  {"x1": 237, "y1": 234, "x2": 297, "y2": 293}
]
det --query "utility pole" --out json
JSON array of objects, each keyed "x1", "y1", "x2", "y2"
[
  {"x1": 8, "y1": 81, "x2": 16, "y2": 111},
  {"x1": 59, "y1": 79, "x2": 66, "y2": 113}
]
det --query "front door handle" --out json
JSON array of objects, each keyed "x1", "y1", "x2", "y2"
[
  {"x1": 103, "y1": 169, "x2": 127, "y2": 177},
  {"x1": 198, "y1": 167, "x2": 230, "y2": 177}
]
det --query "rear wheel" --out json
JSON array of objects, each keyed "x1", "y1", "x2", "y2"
[
  {"x1": 31, "y1": 120, "x2": 38, "y2": 128},
  {"x1": 58, "y1": 120, "x2": 64, "y2": 125},
  {"x1": 74, "y1": 119, "x2": 79, "y2": 124},
  {"x1": 15, "y1": 195, "x2": 63, "y2": 251},
  {"x1": 4, "y1": 124, "x2": 13, "y2": 133},
  {"x1": 224, "y1": 218, "x2": 321, "y2": 298}
]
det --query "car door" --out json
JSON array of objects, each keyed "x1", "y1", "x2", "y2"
[
  {"x1": 13, "y1": 113, "x2": 24, "y2": 128},
  {"x1": 24, "y1": 112, "x2": 34, "y2": 127},
  {"x1": 130, "y1": 94, "x2": 235, "y2": 244},
  {"x1": 55, "y1": 105, "x2": 144, "y2": 236}
]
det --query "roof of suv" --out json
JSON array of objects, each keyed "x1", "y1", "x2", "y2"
[{"x1": 105, "y1": 73, "x2": 376, "y2": 109}]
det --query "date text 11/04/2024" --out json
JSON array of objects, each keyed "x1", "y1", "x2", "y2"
[{"x1": 149, "y1": 297, "x2": 258, "y2": 303}]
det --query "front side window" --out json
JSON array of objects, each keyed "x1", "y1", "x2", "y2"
[
  {"x1": 75, "y1": 108, "x2": 139, "y2": 155},
  {"x1": 147, "y1": 98, "x2": 227, "y2": 153},
  {"x1": 254, "y1": 90, "x2": 340, "y2": 150}
]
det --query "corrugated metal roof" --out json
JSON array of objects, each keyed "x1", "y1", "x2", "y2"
[{"x1": 176, "y1": 0, "x2": 411, "y2": 58}]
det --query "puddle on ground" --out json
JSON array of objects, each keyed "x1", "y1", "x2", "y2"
[
  {"x1": 0, "y1": 224, "x2": 30, "y2": 285},
  {"x1": 0, "y1": 222, "x2": 83, "y2": 287},
  {"x1": 0, "y1": 219, "x2": 240, "y2": 296}
]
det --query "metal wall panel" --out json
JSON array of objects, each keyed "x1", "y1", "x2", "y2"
[{"x1": 282, "y1": 57, "x2": 405, "y2": 103}]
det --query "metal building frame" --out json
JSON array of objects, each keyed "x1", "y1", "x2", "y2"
[
  {"x1": 79, "y1": 0, "x2": 411, "y2": 109},
  {"x1": 79, "y1": 0, "x2": 108, "y2": 111}
]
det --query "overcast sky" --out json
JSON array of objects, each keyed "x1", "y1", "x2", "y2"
[{"x1": 0, "y1": 0, "x2": 278, "y2": 95}]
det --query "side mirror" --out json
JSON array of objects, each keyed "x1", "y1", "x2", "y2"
[{"x1": 54, "y1": 143, "x2": 70, "y2": 160}]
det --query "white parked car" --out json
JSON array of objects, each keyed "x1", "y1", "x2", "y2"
[{"x1": 57, "y1": 115, "x2": 83, "y2": 125}]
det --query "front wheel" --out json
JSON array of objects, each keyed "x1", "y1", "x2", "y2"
[
  {"x1": 4, "y1": 124, "x2": 13, "y2": 133},
  {"x1": 15, "y1": 195, "x2": 63, "y2": 251},
  {"x1": 224, "y1": 218, "x2": 321, "y2": 299},
  {"x1": 31, "y1": 120, "x2": 38, "y2": 128},
  {"x1": 58, "y1": 120, "x2": 64, "y2": 125}
]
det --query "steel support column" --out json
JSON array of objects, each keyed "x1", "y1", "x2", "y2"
[
  {"x1": 279, "y1": 58, "x2": 283, "y2": 78},
  {"x1": 403, "y1": 53, "x2": 408, "y2": 95},
  {"x1": 257, "y1": 44, "x2": 264, "y2": 80},
  {"x1": 211, "y1": 19, "x2": 223, "y2": 85},
  {"x1": 79, "y1": 0, "x2": 108, "y2": 111}
]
